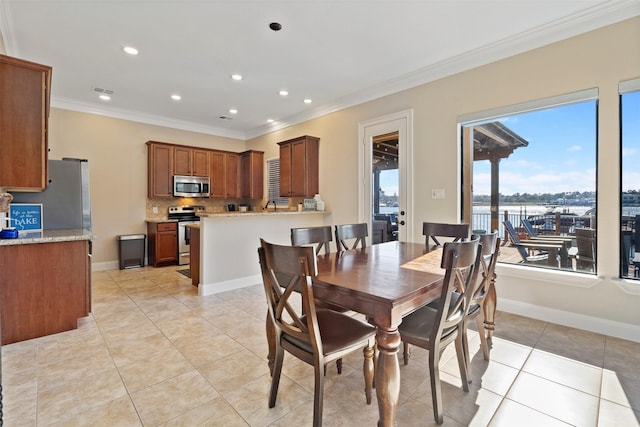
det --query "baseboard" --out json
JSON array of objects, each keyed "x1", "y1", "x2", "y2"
[
  {"x1": 92, "y1": 260, "x2": 120, "y2": 271},
  {"x1": 499, "y1": 297, "x2": 640, "y2": 343},
  {"x1": 198, "y1": 274, "x2": 262, "y2": 296}
]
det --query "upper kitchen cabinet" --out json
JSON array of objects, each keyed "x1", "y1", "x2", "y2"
[
  {"x1": 147, "y1": 141, "x2": 174, "y2": 198},
  {"x1": 210, "y1": 151, "x2": 241, "y2": 199},
  {"x1": 278, "y1": 135, "x2": 319, "y2": 197},
  {"x1": 241, "y1": 150, "x2": 264, "y2": 199},
  {"x1": 173, "y1": 146, "x2": 209, "y2": 177},
  {"x1": 0, "y1": 54, "x2": 52, "y2": 191}
]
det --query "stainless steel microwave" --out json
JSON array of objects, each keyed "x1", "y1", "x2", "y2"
[{"x1": 173, "y1": 175, "x2": 210, "y2": 197}]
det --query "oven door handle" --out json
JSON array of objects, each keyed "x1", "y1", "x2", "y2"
[{"x1": 184, "y1": 225, "x2": 191, "y2": 245}]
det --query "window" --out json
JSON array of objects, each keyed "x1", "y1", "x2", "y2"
[
  {"x1": 266, "y1": 158, "x2": 288, "y2": 207},
  {"x1": 620, "y1": 79, "x2": 640, "y2": 279},
  {"x1": 460, "y1": 90, "x2": 598, "y2": 273}
]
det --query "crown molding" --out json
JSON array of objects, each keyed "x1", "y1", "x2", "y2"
[{"x1": 51, "y1": 96, "x2": 246, "y2": 140}]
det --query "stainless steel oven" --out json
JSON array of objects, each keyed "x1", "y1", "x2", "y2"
[{"x1": 168, "y1": 205, "x2": 205, "y2": 265}]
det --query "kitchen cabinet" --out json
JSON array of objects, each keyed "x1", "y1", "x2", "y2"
[
  {"x1": 0, "y1": 239, "x2": 90, "y2": 345},
  {"x1": 0, "y1": 54, "x2": 52, "y2": 191},
  {"x1": 278, "y1": 135, "x2": 319, "y2": 197},
  {"x1": 147, "y1": 141, "x2": 174, "y2": 198},
  {"x1": 210, "y1": 151, "x2": 241, "y2": 199},
  {"x1": 241, "y1": 150, "x2": 264, "y2": 199},
  {"x1": 147, "y1": 222, "x2": 178, "y2": 266},
  {"x1": 173, "y1": 146, "x2": 209, "y2": 177}
]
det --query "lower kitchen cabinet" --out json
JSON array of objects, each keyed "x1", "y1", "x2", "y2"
[
  {"x1": 147, "y1": 221, "x2": 178, "y2": 266},
  {"x1": 0, "y1": 239, "x2": 91, "y2": 345}
]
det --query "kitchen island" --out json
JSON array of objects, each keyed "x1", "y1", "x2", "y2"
[
  {"x1": 0, "y1": 229, "x2": 92, "y2": 344},
  {"x1": 196, "y1": 210, "x2": 330, "y2": 295}
]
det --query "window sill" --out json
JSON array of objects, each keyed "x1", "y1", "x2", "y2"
[
  {"x1": 617, "y1": 278, "x2": 640, "y2": 295},
  {"x1": 496, "y1": 262, "x2": 602, "y2": 288}
]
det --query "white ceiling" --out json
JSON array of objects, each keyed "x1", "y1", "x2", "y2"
[{"x1": 1, "y1": 1, "x2": 638, "y2": 140}]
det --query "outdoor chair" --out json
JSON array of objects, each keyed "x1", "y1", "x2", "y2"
[
  {"x1": 573, "y1": 227, "x2": 596, "y2": 273},
  {"x1": 422, "y1": 222, "x2": 469, "y2": 247},
  {"x1": 503, "y1": 220, "x2": 565, "y2": 267},
  {"x1": 258, "y1": 239, "x2": 375, "y2": 427},
  {"x1": 335, "y1": 223, "x2": 368, "y2": 252},
  {"x1": 399, "y1": 237, "x2": 480, "y2": 424}
]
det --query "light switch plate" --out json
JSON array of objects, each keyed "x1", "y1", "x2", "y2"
[
  {"x1": 152, "y1": 206, "x2": 158, "y2": 214},
  {"x1": 432, "y1": 188, "x2": 445, "y2": 199}
]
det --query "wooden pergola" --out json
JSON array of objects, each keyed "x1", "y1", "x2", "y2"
[{"x1": 471, "y1": 121, "x2": 529, "y2": 232}]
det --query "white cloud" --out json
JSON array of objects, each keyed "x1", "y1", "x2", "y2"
[
  {"x1": 622, "y1": 147, "x2": 638, "y2": 157},
  {"x1": 567, "y1": 145, "x2": 582, "y2": 152}
]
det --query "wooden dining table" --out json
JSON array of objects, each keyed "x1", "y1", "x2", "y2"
[{"x1": 265, "y1": 241, "x2": 498, "y2": 426}]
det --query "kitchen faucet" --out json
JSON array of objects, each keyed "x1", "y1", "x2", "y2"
[{"x1": 264, "y1": 200, "x2": 277, "y2": 211}]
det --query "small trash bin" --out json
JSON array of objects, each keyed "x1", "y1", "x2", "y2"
[{"x1": 117, "y1": 234, "x2": 146, "y2": 270}]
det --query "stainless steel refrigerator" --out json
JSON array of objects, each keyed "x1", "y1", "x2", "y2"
[{"x1": 11, "y1": 158, "x2": 91, "y2": 230}]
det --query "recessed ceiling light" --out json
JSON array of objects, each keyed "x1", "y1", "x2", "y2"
[
  {"x1": 229, "y1": 109, "x2": 238, "y2": 114},
  {"x1": 171, "y1": 94, "x2": 181, "y2": 101},
  {"x1": 267, "y1": 119, "x2": 274, "y2": 123},
  {"x1": 303, "y1": 98, "x2": 312, "y2": 104},
  {"x1": 231, "y1": 74, "x2": 243, "y2": 81},
  {"x1": 279, "y1": 90, "x2": 288, "y2": 96},
  {"x1": 99, "y1": 94, "x2": 111, "y2": 101},
  {"x1": 123, "y1": 46, "x2": 139, "y2": 55}
]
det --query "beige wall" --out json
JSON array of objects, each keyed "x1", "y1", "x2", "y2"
[
  {"x1": 48, "y1": 109, "x2": 246, "y2": 265},
  {"x1": 246, "y1": 17, "x2": 640, "y2": 336}
]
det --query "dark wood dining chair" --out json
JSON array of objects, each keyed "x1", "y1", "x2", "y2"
[
  {"x1": 461, "y1": 232, "x2": 500, "y2": 380},
  {"x1": 258, "y1": 239, "x2": 375, "y2": 427},
  {"x1": 422, "y1": 221, "x2": 469, "y2": 247},
  {"x1": 399, "y1": 237, "x2": 481, "y2": 424},
  {"x1": 335, "y1": 223, "x2": 368, "y2": 252},
  {"x1": 291, "y1": 226, "x2": 333, "y2": 255}
]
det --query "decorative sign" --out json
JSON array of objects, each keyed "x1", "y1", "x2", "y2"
[
  {"x1": 303, "y1": 199, "x2": 316, "y2": 211},
  {"x1": 9, "y1": 203, "x2": 43, "y2": 231}
]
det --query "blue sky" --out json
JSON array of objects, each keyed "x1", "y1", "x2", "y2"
[{"x1": 473, "y1": 100, "x2": 598, "y2": 196}]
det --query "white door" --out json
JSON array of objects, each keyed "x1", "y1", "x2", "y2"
[{"x1": 359, "y1": 110, "x2": 413, "y2": 242}]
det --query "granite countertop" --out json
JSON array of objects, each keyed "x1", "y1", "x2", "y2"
[
  {"x1": 0, "y1": 229, "x2": 93, "y2": 246},
  {"x1": 145, "y1": 218, "x2": 179, "y2": 223}
]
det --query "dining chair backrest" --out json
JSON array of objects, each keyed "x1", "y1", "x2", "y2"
[
  {"x1": 422, "y1": 222, "x2": 469, "y2": 247},
  {"x1": 291, "y1": 226, "x2": 333, "y2": 255},
  {"x1": 435, "y1": 238, "x2": 482, "y2": 342},
  {"x1": 469, "y1": 232, "x2": 500, "y2": 305},
  {"x1": 335, "y1": 223, "x2": 368, "y2": 252},
  {"x1": 259, "y1": 239, "x2": 319, "y2": 352}
]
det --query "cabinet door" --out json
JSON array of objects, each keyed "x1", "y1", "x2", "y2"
[
  {"x1": 173, "y1": 146, "x2": 192, "y2": 176},
  {"x1": 0, "y1": 54, "x2": 52, "y2": 190},
  {"x1": 147, "y1": 143, "x2": 173, "y2": 198},
  {"x1": 279, "y1": 143, "x2": 292, "y2": 197},
  {"x1": 241, "y1": 151, "x2": 264, "y2": 199},
  {"x1": 291, "y1": 140, "x2": 307, "y2": 197},
  {"x1": 192, "y1": 149, "x2": 210, "y2": 177},
  {"x1": 210, "y1": 151, "x2": 226, "y2": 198},
  {"x1": 226, "y1": 153, "x2": 241, "y2": 198},
  {"x1": 157, "y1": 230, "x2": 178, "y2": 263}
]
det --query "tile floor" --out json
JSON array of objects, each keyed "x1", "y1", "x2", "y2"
[{"x1": 2, "y1": 265, "x2": 640, "y2": 426}]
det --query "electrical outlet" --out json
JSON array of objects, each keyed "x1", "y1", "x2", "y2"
[
  {"x1": 152, "y1": 206, "x2": 158, "y2": 214},
  {"x1": 431, "y1": 188, "x2": 445, "y2": 199}
]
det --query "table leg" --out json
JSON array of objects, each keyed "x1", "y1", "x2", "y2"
[
  {"x1": 375, "y1": 327, "x2": 401, "y2": 427},
  {"x1": 266, "y1": 311, "x2": 275, "y2": 376},
  {"x1": 483, "y1": 271, "x2": 497, "y2": 343}
]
